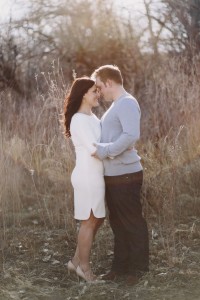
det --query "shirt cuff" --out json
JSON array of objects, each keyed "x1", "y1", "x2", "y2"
[{"x1": 95, "y1": 143, "x2": 111, "y2": 160}]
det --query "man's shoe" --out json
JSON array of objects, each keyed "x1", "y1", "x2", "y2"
[
  {"x1": 101, "y1": 271, "x2": 118, "y2": 281},
  {"x1": 126, "y1": 275, "x2": 139, "y2": 286}
]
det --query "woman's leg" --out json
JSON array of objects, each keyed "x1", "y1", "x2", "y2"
[
  {"x1": 77, "y1": 211, "x2": 104, "y2": 272},
  {"x1": 93, "y1": 217, "x2": 104, "y2": 238},
  {"x1": 72, "y1": 215, "x2": 103, "y2": 268},
  {"x1": 72, "y1": 246, "x2": 79, "y2": 267}
]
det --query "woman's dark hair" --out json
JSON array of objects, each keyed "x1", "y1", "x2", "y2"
[{"x1": 63, "y1": 77, "x2": 95, "y2": 137}]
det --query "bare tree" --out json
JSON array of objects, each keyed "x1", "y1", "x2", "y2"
[
  {"x1": 0, "y1": 24, "x2": 24, "y2": 95},
  {"x1": 144, "y1": 0, "x2": 200, "y2": 53},
  {"x1": 1, "y1": 0, "x2": 144, "y2": 95}
]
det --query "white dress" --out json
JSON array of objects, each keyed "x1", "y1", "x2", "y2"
[{"x1": 70, "y1": 113, "x2": 106, "y2": 220}]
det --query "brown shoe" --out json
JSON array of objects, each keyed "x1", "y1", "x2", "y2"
[
  {"x1": 126, "y1": 275, "x2": 139, "y2": 286},
  {"x1": 101, "y1": 271, "x2": 118, "y2": 281}
]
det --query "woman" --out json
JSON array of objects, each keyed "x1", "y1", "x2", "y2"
[{"x1": 63, "y1": 77, "x2": 105, "y2": 282}]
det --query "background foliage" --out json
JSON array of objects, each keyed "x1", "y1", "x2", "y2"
[{"x1": 0, "y1": 0, "x2": 200, "y2": 284}]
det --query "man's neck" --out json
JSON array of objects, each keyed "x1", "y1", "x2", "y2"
[{"x1": 112, "y1": 86, "x2": 126, "y2": 101}]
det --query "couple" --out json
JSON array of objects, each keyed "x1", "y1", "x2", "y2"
[{"x1": 63, "y1": 65, "x2": 149, "y2": 284}]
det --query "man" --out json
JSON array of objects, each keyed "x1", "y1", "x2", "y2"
[{"x1": 91, "y1": 65, "x2": 149, "y2": 285}]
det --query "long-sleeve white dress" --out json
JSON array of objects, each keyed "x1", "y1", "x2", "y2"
[{"x1": 70, "y1": 113, "x2": 105, "y2": 220}]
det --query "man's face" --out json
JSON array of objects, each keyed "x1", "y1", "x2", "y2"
[{"x1": 95, "y1": 76, "x2": 112, "y2": 102}]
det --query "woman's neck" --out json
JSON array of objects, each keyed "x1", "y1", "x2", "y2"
[
  {"x1": 78, "y1": 105, "x2": 92, "y2": 115},
  {"x1": 78, "y1": 110, "x2": 92, "y2": 116}
]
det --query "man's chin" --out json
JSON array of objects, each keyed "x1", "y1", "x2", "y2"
[{"x1": 103, "y1": 97, "x2": 112, "y2": 102}]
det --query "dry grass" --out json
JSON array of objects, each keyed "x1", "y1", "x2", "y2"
[
  {"x1": 0, "y1": 69, "x2": 75, "y2": 231},
  {"x1": 140, "y1": 122, "x2": 200, "y2": 265},
  {"x1": 141, "y1": 55, "x2": 200, "y2": 140},
  {"x1": 1, "y1": 55, "x2": 200, "y2": 241},
  {"x1": 0, "y1": 55, "x2": 200, "y2": 299}
]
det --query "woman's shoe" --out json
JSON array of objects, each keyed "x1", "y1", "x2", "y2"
[
  {"x1": 67, "y1": 260, "x2": 77, "y2": 275},
  {"x1": 76, "y1": 265, "x2": 98, "y2": 282}
]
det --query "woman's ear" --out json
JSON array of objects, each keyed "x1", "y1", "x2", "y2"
[{"x1": 82, "y1": 93, "x2": 87, "y2": 102}]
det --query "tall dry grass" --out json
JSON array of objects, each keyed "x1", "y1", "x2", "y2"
[
  {"x1": 1, "y1": 55, "x2": 200, "y2": 265},
  {"x1": 139, "y1": 55, "x2": 200, "y2": 264},
  {"x1": 0, "y1": 69, "x2": 75, "y2": 234},
  {"x1": 141, "y1": 55, "x2": 200, "y2": 140},
  {"x1": 141, "y1": 121, "x2": 200, "y2": 265}
]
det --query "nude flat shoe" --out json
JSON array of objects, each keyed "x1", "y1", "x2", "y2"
[
  {"x1": 76, "y1": 265, "x2": 99, "y2": 282},
  {"x1": 67, "y1": 260, "x2": 77, "y2": 275}
]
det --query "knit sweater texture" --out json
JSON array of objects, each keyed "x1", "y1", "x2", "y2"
[{"x1": 95, "y1": 92, "x2": 143, "y2": 176}]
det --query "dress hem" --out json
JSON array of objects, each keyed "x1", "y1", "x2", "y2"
[{"x1": 74, "y1": 213, "x2": 106, "y2": 221}]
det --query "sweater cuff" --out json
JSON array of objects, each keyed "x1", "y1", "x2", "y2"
[{"x1": 95, "y1": 144, "x2": 110, "y2": 160}]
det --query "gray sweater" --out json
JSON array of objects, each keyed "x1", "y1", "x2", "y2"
[{"x1": 95, "y1": 92, "x2": 143, "y2": 176}]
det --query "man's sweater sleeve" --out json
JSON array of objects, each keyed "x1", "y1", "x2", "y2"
[{"x1": 96, "y1": 99, "x2": 141, "y2": 160}]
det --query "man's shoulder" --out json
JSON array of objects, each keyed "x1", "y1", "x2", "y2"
[
  {"x1": 123, "y1": 93, "x2": 138, "y2": 102},
  {"x1": 117, "y1": 94, "x2": 140, "y2": 110}
]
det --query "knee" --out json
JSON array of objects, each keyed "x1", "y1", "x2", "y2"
[
  {"x1": 81, "y1": 218, "x2": 96, "y2": 229},
  {"x1": 97, "y1": 218, "x2": 104, "y2": 227},
  {"x1": 84, "y1": 217, "x2": 104, "y2": 230},
  {"x1": 93, "y1": 215, "x2": 104, "y2": 226},
  {"x1": 90, "y1": 218, "x2": 102, "y2": 229}
]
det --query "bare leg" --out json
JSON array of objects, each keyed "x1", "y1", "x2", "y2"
[
  {"x1": 72, "y1": 246, "x2": 79, "y2": 267},
  {"x1": 72, "y1": 216, "x2": 103, "y2": 269},
  {"x1": 94, "y1": 218, "x2": 104, "y2": 237},
  {"x1": 77, "y1": 212, "x2": 104, "y2": 272}
]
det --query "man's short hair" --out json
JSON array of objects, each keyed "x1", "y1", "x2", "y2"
[{"x1": 91, "y1": 65, "x2": 123, "y2": 85}]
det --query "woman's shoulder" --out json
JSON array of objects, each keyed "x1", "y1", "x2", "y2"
[
  {"x1": 72, "y1": 113, "x2": 99, "y2": 122},
  {"x1": 71, "y1": 113, "x2": 85, "y2": 127},
  {"x1": 71, "y1": 113, "x2": 97, "y2": 129},
  {"x1": 71, "y1": 112, "x2": 87, "y2": 121}
]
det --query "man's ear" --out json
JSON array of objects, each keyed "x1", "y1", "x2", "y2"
[{"x1": 105, "y1": 79, "x2": 113, "y2": 88}]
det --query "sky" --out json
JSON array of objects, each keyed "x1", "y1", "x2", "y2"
[{"x1": 0, "y1": 0, "x2": 22, "y2": 22}]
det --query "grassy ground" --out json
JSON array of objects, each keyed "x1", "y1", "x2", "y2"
[
  {"x1": 0, "y1": 204, "x2": 200, "y2": 300},
  {"x1": 1, "y1": 121, "x2": 200, "y2": 300}
]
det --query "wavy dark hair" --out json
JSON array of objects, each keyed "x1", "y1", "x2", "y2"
[{"x1": 63, "y1": 77, "x2": 95, "y2": 137}]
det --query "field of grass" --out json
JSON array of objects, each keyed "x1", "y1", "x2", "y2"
[{"x1": 0, "y1": 56, "x2": 200, "y2": 299}]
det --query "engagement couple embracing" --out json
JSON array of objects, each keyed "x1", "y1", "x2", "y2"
[{"x1": 63, "y1": 65, "x2": 149, "y2": 285}]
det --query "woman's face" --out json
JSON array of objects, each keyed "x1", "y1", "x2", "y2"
[{"x1": 83, "y1": 85, "x2": 100, "y2": 108}]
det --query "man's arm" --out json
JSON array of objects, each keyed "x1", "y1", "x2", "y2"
[{"x1": 94, "y1": 99, "x2": 141, "y2": 160}]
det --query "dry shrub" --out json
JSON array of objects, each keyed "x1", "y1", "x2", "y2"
[
  {"x1": 141, "y1": 118, "x2": 200, "y2": 265},
  {"x1": 141, "y1": 55, "x2": 200, "y2": 140},
  {"x1": 1, "y1": 54, "x2": 200, "y2": 266},
  {"x1": 0, "y1": 134, "x2": 24, "y2": 231},
  {"x1": 0, "y1": 70, "x2": 75, "y2": 231},
  {"x1": 141, "y1": 55, "x2": 200, "y2": 217},
  {"x1": 137, "y1": 55, "x2": 200, "y2": 263}
]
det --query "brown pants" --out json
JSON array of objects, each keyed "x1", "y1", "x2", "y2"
[{"x1": 104, "y1": 171, "x2": 149, "y2": 275}]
